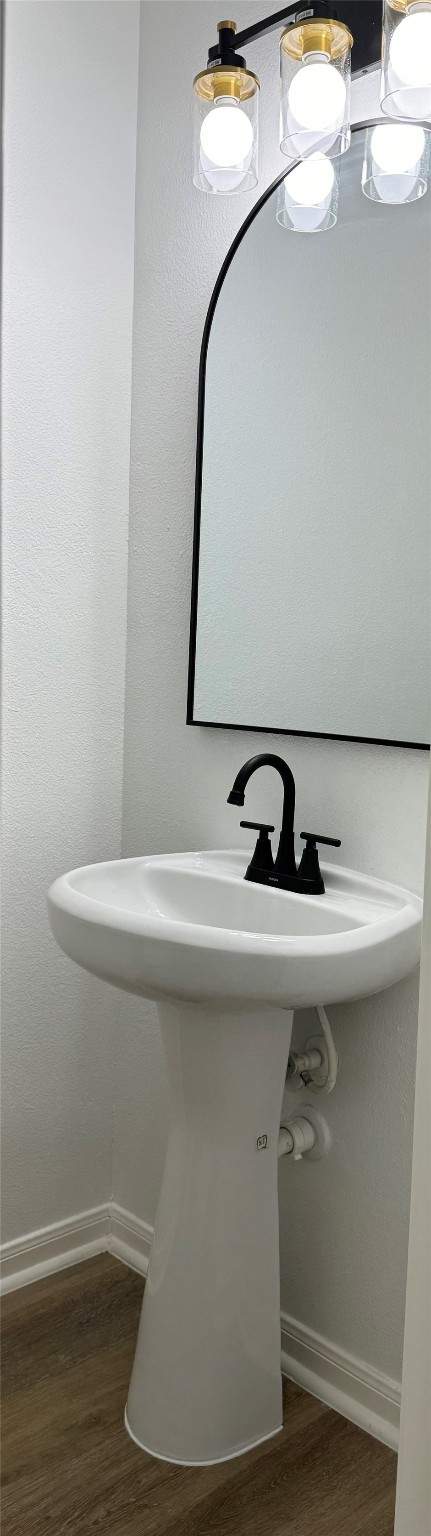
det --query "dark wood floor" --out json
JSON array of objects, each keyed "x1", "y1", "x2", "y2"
[{"x1": 2, "y1": 1254, "x2": 396, "y2": 1535}]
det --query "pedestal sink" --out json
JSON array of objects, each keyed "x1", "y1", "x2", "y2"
[{"x1": 48, "y1": 848, "x2": 422, "y2": 1465}]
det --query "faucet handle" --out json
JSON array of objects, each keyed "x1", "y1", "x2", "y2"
[
  {"x1": 241, "y1": 821, "x2": 275, "y2": 833},
  {"x1": 299, "y1": 833, "x2": 341, "y2": 849},
  {"x1": 297, "y1": 833, "x2": 341, "y2": 896},
  {"x1": 240, "y1": 822, "x2": 275, "y2": 884}
]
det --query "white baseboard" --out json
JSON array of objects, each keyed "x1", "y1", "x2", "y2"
[
  {"x1": 0, "y1": 1205, "x2": 110, "y2": 1295},
  {"x1": 281, "y1": 1312, "x2": 400, "y2": 1450},
  {"x1": 0, "y1": 1201, "x2": 150, "y2": 1295},
  {"x1": 1, "y1": 1205, "x2": 400, "y2": 1450},
  {"x1": 108, "y1": 1203, "x2": 152, "y2": 1276}
]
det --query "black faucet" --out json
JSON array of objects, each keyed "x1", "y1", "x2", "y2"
[
  {"x1": 227, "y1": 753, "x2": 340, "y2": 896},
  {"x1": 228, "y1": 754, "x2": 296, "y2": 880}
]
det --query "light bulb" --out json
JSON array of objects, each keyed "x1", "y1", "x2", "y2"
[
  {"x1": 200, "y1": 100, "x2": 253, "y2": 168},
  {"x1": 286, "y1": 153, "x2": 335, "y2": 204},
  {"x1": 389, "y1": 8, "x2": 431, "y2": 88},
  {"x1": 288, "y1": 59, "x2": 346, "y2": 132},
  {"x1": 283, "y1": 152, "x2": 336, "y2": 231},
  {"x1": 363, "y1": 121, "x2": 428, "y2": 202},
  {"x1": 371, "y1": 122, "x2": 426, "y2": 171}
]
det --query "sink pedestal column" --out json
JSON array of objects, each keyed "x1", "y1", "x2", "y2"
[{"x1": 126, "y1": 1001, "x2": 294, "y2": 1466}]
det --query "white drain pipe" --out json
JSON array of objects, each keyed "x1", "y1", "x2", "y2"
[{"x1": 278, "y1": 1105, "x2": 331, "y2": 1161}]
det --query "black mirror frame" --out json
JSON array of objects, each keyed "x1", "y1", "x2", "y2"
[{"x1": 187, "y1": 119, "x2": 430, "y2": 752}]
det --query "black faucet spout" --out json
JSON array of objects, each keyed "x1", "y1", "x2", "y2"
[
  {"x1": 226, "y1": 787, "x2": 244, "y2": 807},
  {"x1": 228, "y1": 754, "x2": 297, "y2": 879}
]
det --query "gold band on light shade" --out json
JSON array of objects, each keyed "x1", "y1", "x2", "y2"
[
  {"x1": 194, "y1": 65, "x2": 260, "y2": 101},
  {"x1": 280, "y1": 17, "x2": 353, "y2": 61}
]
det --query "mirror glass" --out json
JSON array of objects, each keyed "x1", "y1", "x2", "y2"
[{"x1": 189, "y1": 126, "x2": 430, "y2": 748}]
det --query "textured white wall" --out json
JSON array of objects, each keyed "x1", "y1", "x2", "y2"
[
  {"x1": 115, "y1": 0, "x2": 429, "y2": 1383},
  {"x1": 2, "y1": 1, "x2": 140, "y2": 1240}
]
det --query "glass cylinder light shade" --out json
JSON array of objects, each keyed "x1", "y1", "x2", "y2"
[
  {"x1": 381, "y1": 0, "x2": 431, "y2": 122},
  {"x1": 362, "y1": 121, "x2": 430, "y2": 201},
  {"x1": 280, "y1": 18, "x2": 352, "y2": 160},
  {"x1": 193, "y1": 67, "x2": 259, "y2": 193},
  {"x1": 276, "y1": 152, "x2": 339, "y2": 231}
]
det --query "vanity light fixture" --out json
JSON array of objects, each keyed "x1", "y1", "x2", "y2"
[{"x1": 193, "y1": 2, "x2": 430, "y2": 195}]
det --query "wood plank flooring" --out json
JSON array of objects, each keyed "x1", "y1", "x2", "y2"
[{"x1": 1, "y1": 1253, "x2": 397, "y2": 1535}]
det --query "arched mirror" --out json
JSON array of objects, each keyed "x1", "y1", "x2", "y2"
[{"x1": 188, "y1": 121, "x2": 431, "y2": 749}]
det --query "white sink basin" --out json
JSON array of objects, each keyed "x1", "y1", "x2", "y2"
[
  {"x1": 48, "y1": 847, "x2": 421, "y2": 1009},
  {"x1": 48, "y1": 849, "x2": 421, "y2": 1469}
]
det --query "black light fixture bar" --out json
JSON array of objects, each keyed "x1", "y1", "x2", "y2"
[
  {"x1": 208, "y1": 2, "x2": 383, "y2": 78},
  {"x1": 236, "y1": 3, "x2": 333, "y2": 52}
]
